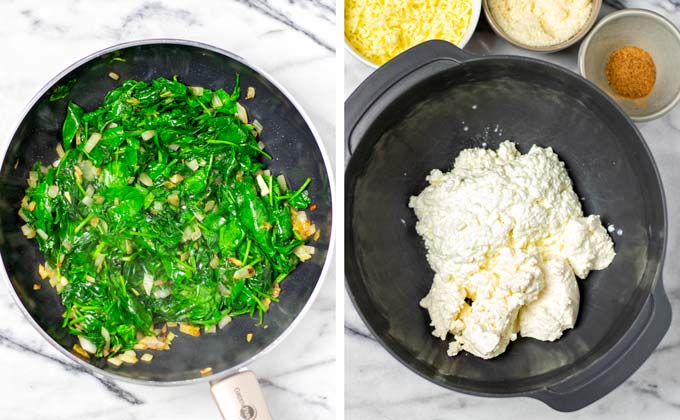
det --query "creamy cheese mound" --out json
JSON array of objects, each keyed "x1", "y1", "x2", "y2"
[
  {"x1": 410, "y1": 141, "x2": 615, "y2": 359},
  {"x1": 487, "y1": 0, "x2": 593, "y2": 47}
]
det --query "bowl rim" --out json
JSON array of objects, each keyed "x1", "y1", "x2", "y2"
[
  {"x1": 344, "y1": 0, "x2": 483, "y2": 69},
  {"x1": 0, "y1": 38, "x2": 336, "y2": 387},
  {"x1": 578, "y1": 8, "x2": 680, "y2": 122},
  {"x1": 482, "y1": 0, "x2": 602, "y2": 53}
]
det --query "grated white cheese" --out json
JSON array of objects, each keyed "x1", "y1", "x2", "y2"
[
  {"x1": 488, "y1": 0, "x2": 593, "y2": 47},
  {"x1": 410, "y1": 141, "x2": 615, "y2": 359}
]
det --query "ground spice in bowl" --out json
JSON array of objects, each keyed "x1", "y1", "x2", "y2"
[{"x1": 605, "y1": 46, "x2": 656, "y2": 99}]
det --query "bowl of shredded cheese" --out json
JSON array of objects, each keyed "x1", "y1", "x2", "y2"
[
  {"x1": 483, "y1": 0, "x2": 601, "y2": 52},
  {"x1": 345, "y1": 0, "x2": 482, "y2": 68}
]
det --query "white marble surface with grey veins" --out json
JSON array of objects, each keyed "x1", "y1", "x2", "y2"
[
  {"x1": 0, "y1": 1, "x2": 335, "y2": 419},
  {"x1": 345, "y1": 1, "x2": 680, "y2": 419}
]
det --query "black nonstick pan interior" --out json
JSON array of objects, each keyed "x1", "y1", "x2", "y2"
[
  {"x1": 345, "y1": 41, "x2": 669, "y2": 411},
  {"x1": 0, "y1": 40, "x2": 332, "y2": 383}
]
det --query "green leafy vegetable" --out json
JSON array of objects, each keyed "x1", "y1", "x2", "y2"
[
  {"x1": 49, "y1": 79, "x2": 77, "y2": 102},
  {"x1": 21, "y1": 75, "x2": 316, "y2": 360}
]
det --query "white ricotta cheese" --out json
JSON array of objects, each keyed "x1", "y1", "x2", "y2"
[{"x1": 410, "y1": 141, "x2": 615, "y2": 359}]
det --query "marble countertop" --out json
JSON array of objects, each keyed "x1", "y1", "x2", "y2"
[
  {"x1": 345, "y1": 1, "x2": 680, "y2": 419},
  {"x1": 0, "y1": 1, "x2": 335, "y2": 419}
]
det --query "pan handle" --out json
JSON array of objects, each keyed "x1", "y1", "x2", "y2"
[
  {"x1": 532, "y1": 277, "x2": 671, "y2": 412},
  {"x1": 210, "y1": 370, "x2": 273, "y2": 420},
  {"x1": 345, "y1": 40, "x2": 474, "y2": 156}
]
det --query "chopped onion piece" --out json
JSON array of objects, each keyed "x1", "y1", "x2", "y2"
[
  {"x1": 233, "y1": 266, "x2": 256, "y2": 280},
  {"x1": 256, "y1": 174, "x2": 269, "y2": 196},
  {"x1": 200, "y1": 367, "x2": 213, "y2": 375},
  {"x1": 101, "y1": 327, "x2": 111, "y2": 352},
  {"x1": 141, "y1": 130, "x2": 156, "y2": 141},
  {"x1": 64, "y1": 191, "x2": 72, "y2": 204},
  {"x1": 204, "y1": 325, "x2": 216, "y2": 334},
  {"x1": 169, "y1": 174, "x2": 184, "y2": 184},
  {"x1": 181, "y1": 226, "x2": 192, "y2": 242},
  {"x1": 236, "y1": 102, "x2": 248, "y2": 124},
  {"x1": 252, "y1": 119, "x2": 263, "y2": 135},
  {"x1": 218, "y1": 315, "x2": 233, "y2": 329},
  {"x1": 83, "y1": 132, "x2": 102, "y2": 154},
  {"x1": 38, "y1": 263, "x2": 48, "y2": 279},
  {"x1": 211, "y1": 94, "x2": 223, "y2": 108},
  {"x1": 189, "y1": 86, "x2": 204, "y2": 96},
  {"x1": 47, "y1": 185, "x2": 59, "y2": 198},
  {"x1": 294, "y1": 245, "x2": 315, "y2": 261},
  {"x1": 142, "y1": 273, "x2": 153, "y2": 295},
  {"x1": 108, "y1": 72, "x2": 120, "y2": 80},
  {"x1": 204, "y1": 200, "x2": 216, "y2": 212},
  {"x1": 18, "y1": 209, "x2": 28, "y2": 222},
  {"x1": 217, "y1": 282, "x2": 230, "y2": 296},
  {"x1": 94, "y1": 253, "x2": 105, "y2": 268},
  {"x1": 107, "y1": 357, "x2": 122, "y2": 366},
  {"x1": 179, "y1": 323, "x2": 201, "y2": 337},
  {"x1": 186, "y1": 159, "x2": 199, "y2": 171},
  {"x1": 56, "y1": 143, "x2": 65, "y2": 158},
  {"x1": 118, "y1": 350, "x2": 138, "y2": 364},
  {"x1": 27, "y1": 171, "x2": 38, "y2": 188},
  {"x1": 141, "y1": 353, "x2": 154, "y2": 362},
  {"x1": 82, "y1": 196, "x2": 93, "y2": 207},
  {"x1": 167, "y1": 193, "x2": 180, "y2": 207},
  {"x1": 78, "y1": 336, "x2": 97, "y2": 354},
  {"x1": 36, "y1": 228, "x2": 49, "y2": 240},
  {"x1": 73, "y1": 344, "x2": 90, "y2": 359},
  {"x1": 138, "y1": 172, "x2": 153, "y2": 186},
  {"x1": 190, "y1": 225, "x2": 202, "y2": 241},
  {"x1": 277, "y1": 175, "x2": 287, "y2": 192},
  {"x1": 153, "y1": 287, "x2": 172, "y2": 299},
  {"x1": 246, "y1": 86, "x2": 256, "y2": 100}
]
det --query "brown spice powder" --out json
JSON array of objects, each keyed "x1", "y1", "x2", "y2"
[{"x1": 605, "y1": 46, "x2": 656, "y2": 99}]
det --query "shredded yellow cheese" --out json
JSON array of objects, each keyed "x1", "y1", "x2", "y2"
[{"x1": 345, "y1": 0, "x2": 474, "y2": 65}]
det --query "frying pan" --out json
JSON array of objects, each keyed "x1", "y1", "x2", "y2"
[
  {"x1": 0, "y1": 39, "x2": 334, "y2": 419},
  {"x1": 345, "y1": 40, "x2": 671, "y2": 412}
]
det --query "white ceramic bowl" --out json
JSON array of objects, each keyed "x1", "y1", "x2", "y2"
[
  {"x1": 344, "y1": 0, "x2": 482, "y2": 69},
  {"x1": 578, "y1": 9, "x2": 680, "y2": 122}
]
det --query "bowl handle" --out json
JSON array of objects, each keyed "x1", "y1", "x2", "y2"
[
  {"x1": 345, "y1": 40, "x2": 474, "y2": 156},
  {"x1": 210, "y1": 370, "x2": 272, "y2": 420},
  {"x1": 533, "y1": 277, "x2": 671, "y2": 412}
]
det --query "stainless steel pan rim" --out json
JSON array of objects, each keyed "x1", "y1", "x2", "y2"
[{"x1": 0, "y1": 38, "x2": 336, "y2": 387}]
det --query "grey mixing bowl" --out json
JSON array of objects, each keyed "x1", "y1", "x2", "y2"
[{"x1": 346, "y1": 40, "x2": 671, "y2": 412}]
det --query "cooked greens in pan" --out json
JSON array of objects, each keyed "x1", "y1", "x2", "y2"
[{"x1": 19, "y1": 75, "x2": 318, "y2": 364}]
